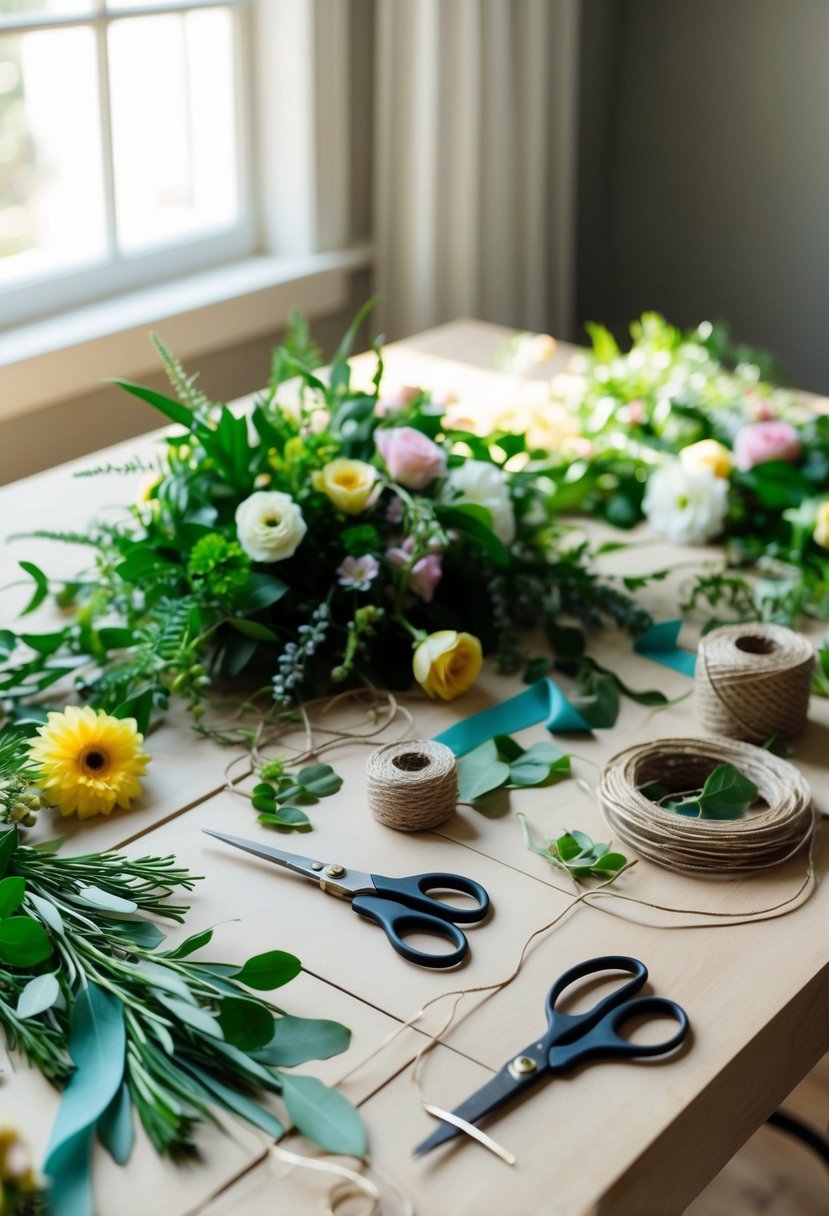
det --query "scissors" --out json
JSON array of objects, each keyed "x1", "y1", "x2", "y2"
[
  {"x1": 203, "y1": 830, "x2": 491, "y2": 969},
  {"x1": 413, "y1": 955, "x2": 689, "y2": 1157}
]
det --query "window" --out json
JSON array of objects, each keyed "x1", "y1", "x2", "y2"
[{"x1": 0, "y1": 0, "x2": 254, "y2": 327}]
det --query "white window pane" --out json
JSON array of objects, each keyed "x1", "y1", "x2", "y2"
[
  {"x1": 0, "y1": 27, "x2": 107, "y2": 287},
  {"x1": 108, "y1": 8, "x2": 239, "y2": 254},
  {"x1": 0, "y1": 2, "x2": 94, "y2": 15}
]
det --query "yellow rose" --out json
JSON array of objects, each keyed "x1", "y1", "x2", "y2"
[
  {"x1": 313, "y1": 459, "x2": 377, "y2": 514},
  {"x1": 679, "y1": 439, "x2": 733, "y2": 479},
  {"x1": 814, "y1": 500, "x2": 829, "y2": 548},
  {"x1": 413, "y1": 630, "x2": 483, "y2": 701}
]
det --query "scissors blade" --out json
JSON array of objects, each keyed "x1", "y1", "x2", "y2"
[
  {"x1": 202, "y1": 829, "x2": 328, "y2": 882},
  {"x1": 412, "y1": 1057, "x2": 541, "y2": 1158}
]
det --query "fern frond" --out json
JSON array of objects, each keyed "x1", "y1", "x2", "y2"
[
  {"x1": 7, "y1": 529, "x2": 99, "y2": 546},
  {"x1": 150, "y1": 333, "x2": 213, "y2": 413},
  {"x1": 282, "y1": 309, "x2": 324, "y2": 371},
  {"x1": 73, "y1": 457, "x2": 158, "y2": 478}
]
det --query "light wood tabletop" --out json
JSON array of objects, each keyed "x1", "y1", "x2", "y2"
[{"x1": 1, "y1": 321, "x2": 827, "y2": 1216}]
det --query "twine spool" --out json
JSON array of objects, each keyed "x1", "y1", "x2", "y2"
[
  {"x1": 366, "y1": 739, "x2": 458, "y2": 831},
  {"x1": 599, "y1": 737, "x2": 814, "y2": 876},
  {"x1": 695, "y1": 623, "x2": 814, "y2": 742}
]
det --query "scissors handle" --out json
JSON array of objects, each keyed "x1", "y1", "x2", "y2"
[
  {"x1": 351, "y1": 895, "x2": 468, "y2": 968},
  {"x1": 544, "y1": 955, "x2": 649, "y2": 1044},
  {"x1": 548, "y1": 996, "x2": 689, "y2": 1072},
  {"x1": 369, "y1": 871, "x2": 490, "y2": 924}
]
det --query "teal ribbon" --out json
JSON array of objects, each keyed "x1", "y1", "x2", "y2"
[
  {"x1": 44, "y1": 982, "x2": 127, "y2": 1216},
  {"x1": 633, "y1": 619, "x2": 697, "y2": 677},
  {"x1": 434, "y1": 678, "x2": 591, "y2": 757}
]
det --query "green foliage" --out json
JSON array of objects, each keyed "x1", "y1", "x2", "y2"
[
  {"x1": 641, "y1": 762, "x2": 758, "y2": 820},
  {"x1": 0, "y1": 828, "x2": 360, "y2": 1164},
  {"x1": 518, "y1": 814, "x2": 627, "y2": 883},
  {"x1": 250, "y1": 761, "x2": 343, "y2": 832},
  {"x1": 457, "y1": 736, "x2": 571, "y2": 804}
]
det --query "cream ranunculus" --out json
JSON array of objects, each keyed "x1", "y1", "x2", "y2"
[
  {"x1": 642, "y1": 463, "x2": 729, "y2": 545},
  {"x1": 235, "y1": 490, "x2": 307, "y2": 562},
  {"x1": 313, "y1": 459, "x2": 377, "y2": 515},
  {"x1": 413, "y1": 630, "x2": 483, "y2": 700},
  {"x1": 442, "y1": 460, "x2": 516, "y2": 544},
  {"x1": 679, "y1": 439, "x2": 734, "y2": 479}
]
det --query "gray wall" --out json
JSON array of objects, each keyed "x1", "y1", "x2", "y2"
[{"x1": 577, "y1": 0, "x2": 829, "y2": 392}]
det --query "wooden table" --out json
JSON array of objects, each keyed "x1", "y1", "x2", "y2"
[{"x1": 1, "y1": 321, "x2": 827, "y2": 1216}]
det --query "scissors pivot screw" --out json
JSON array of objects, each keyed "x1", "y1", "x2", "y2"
[
  {"x1": 324, "y1": 864, "x2": 346, "y2": 879},
  {"x1": 508, "y1": 1055, "x2": 539, "y2": 1078},
  {"x1": 311, "y1": 862, "x2": 324, "y2": 872}
]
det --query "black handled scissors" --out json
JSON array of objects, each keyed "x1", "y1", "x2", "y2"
[
  {"x1": 203, "y1": 830, "x2": 491, "y2": 969},
  {"x1": 414, "y1": 955, "x2": 689, "y2": 1156}
]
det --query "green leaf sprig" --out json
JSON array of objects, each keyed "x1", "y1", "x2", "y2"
[
  {"x1": 457, "y1": 736, "x2": 571, "y2": 804},
  {"x1": 0, "y1": 826, "x2": 365, "y2": 1165},
  {"x1": 519, "y1": 814, "x2": 628, "y2": 884},
  {"x1": 641, "y1": 762, "x2": 758, "y2": 820},
  {"x1": 250, "y1": 760, "x2": 343, "y2": 832}
]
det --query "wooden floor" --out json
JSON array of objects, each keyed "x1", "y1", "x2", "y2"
[{"x1": 687, "y1": 1055, "x2": 829, "y2": 1214}]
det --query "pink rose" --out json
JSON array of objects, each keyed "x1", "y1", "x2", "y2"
[
  {"x1": 376, "y1": 426, "x2": 447, "y2": 490},
  {"x1": 386, "y1": 539, "x2": 443, "y2": 603},
  {"x1": 734, "y1": 421, "x2": 801, "y2": 471}
]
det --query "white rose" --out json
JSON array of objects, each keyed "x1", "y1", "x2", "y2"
[
  {"x1": 235, "y1": 490, "x2": 307, "y2": 562},
  {"x1": 642, "y1": 463, "x2": 729, "y2": 545},
  {"x1": 443, "y1": 460, "x2": 516, "y2": 544}
]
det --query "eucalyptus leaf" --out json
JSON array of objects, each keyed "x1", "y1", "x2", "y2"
[
  {"x1": 97, "y1": 1081, "x2": 134, "y2": 1165},
  {"x1": 156, "y1": 995, "x2": 224, "y2": 1040},
  {"x1": 457, "y1": 739, "x2": 510, "y2": 802},
  {"x1": 698, "y1": 763, "x2": 757, "y2": 819},
  {"x1": 281, "y1": 1073, "x2": 366, "y2": 1157},
  {"x1": 163, "y1": 928, "x2": 213, "y2": 959},
  {"x1": 75, "y1": 886, "x2": 138, "y2": 915},
  {"x1": 108, "y1": 920, "x2": 166, "y2": 950},
  {"x1": 17, "y1": 972, "x2": 60, "y2": 1018},
  {"x1": 217, "y1": 997, "x2": 276, "y2": 1050},
  {"x1": 235, "y1": 950, "x2": 302, "y2": 991},
  {"x1": 255, "y1": 1016, "x2": 351, "y2": 1067},
  {"x1": 180, "y1": 1061, "x2": 284, "y2": 1139},
  {"x1": 25, "y1": 891, "x2": 64, "y2": 936}
]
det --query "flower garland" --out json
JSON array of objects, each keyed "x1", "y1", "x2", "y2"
[
  {"x1": 0, "y1": 303, "x2": 651, "y2": 765},
  {"x1": 535, "y1": 313, "x2": 829, "y2": 627}
]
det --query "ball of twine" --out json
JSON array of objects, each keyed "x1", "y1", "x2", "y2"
[
  {"x1": 599, "y1": 737, "x2": 814, "y2": 876},
  {"x1": 366, "y1": 739, "x2": 458, "y2": 832},
  {"x1": 695, "y1": 622, "x2": 814, "y2": 742}
]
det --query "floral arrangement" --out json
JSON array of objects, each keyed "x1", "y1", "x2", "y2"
[
  {"x1": 0, "y1": 302, "x2": 650, "y2": 770},
  {"x1": 537, "y1": 313, "x2": 829, "y2": 625}
]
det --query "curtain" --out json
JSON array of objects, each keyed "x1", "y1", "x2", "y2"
[{"x1": 373, "y1": 0, "x2": 580, "y2": 341}]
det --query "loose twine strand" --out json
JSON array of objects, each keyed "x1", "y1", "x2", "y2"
[
  {"x1": 202, "y1": 691, "x2": 819, "y2": 1212},
  {"x1": 694, "y1": 622, "x2": 814, "y2": 742}
]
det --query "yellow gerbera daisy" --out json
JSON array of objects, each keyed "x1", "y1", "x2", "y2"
[{"x1": 29, "y1": 706, "x2": 149, "y2": 819}]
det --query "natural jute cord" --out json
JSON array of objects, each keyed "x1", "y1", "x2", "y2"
[
  {"x1": 695, "y1": 622, "x2": 814, "y2": 741},
  {"x1": 599, "y1": 736, "x2": 815, "y2": 875},
  {"x1": 366, "y1": 739, "x2": 458, "y2": 831}
]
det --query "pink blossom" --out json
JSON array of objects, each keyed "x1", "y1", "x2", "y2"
[
  {"x1": 386, "y1": 538, "x2": 443, "y2": 603},
  {"x1": 408, "y1": 553, "x2": 443, "y2": 602},
  {"x1": 733, "y1": 421, "x2": 801, "y2": 471},
  {"x1": 376, "y1": 426, "x2": 447, "y2": 490},
  {"x1": 375, "y1": 385, "x2": 421, "y2": 419},
  {"x1": 621, "y1": 399, "x2": 646, "y2": 425},
  {"x1": 337, "y1": 554, "x2": 379, "y2": 591},
  {"x1": 385, "y1": 495, "x2": 405, "y2": 524}
]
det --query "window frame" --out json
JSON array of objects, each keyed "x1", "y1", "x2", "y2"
[{"x1": 0, "y1": 0, "x2": 258, "y2": 329}]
